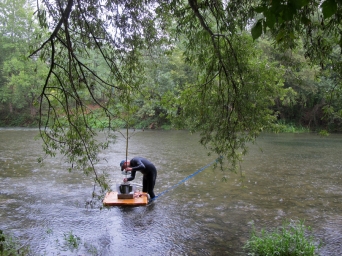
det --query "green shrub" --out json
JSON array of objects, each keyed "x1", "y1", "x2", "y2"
[
  {"x1": 243, "y1": 220, "x2": 320, "y2": 256},
  {"x1": 271, "y1": 120, "x2": 309, "y2": 133}
]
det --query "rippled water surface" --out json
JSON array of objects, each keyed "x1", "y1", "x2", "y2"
[{"x1": 1, "y1": 129, "x2": 342, "y2": 255}]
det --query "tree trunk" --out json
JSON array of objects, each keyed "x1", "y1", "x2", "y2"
[
  {"x1": 9, "y1": 102, "x2": 13, "y2": 113},
  {"x1": 30, "y1": 104, "x2": 36, "y2": 117}
]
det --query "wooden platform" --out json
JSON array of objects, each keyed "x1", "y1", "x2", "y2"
[{"x1": 103, "y1": 191, "x2": 148, "y2": 206}]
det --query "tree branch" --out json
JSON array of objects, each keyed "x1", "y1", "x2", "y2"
[{"x1": 30, "y1": 0, "x2": 74, "y2": 57}]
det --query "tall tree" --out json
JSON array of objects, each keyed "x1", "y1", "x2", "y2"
[
  {"x1": 131, "y1": 47, "x2": 197, "y2": 129},
  {"x1": 252, "y1": 0, "x2": 342, "y2": 131},
  {"x1": 2, "y1": 54, "x2": 48, "y2": 117},
  {"x1": 0, "y1": 0, "x2": 45, "y2": 117}
]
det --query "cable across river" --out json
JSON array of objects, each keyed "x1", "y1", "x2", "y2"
[{"x1": 150, "y1": 156, "x2": 222, "y2": 202}]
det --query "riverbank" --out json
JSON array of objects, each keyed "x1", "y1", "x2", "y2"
[{"x1": 0, "y1": 113, "x2": 316, "y2": 134}]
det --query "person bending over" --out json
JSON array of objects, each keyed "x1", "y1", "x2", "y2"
[{"x1": 120, "y1": 157, "x2": 157, "y2": 199}]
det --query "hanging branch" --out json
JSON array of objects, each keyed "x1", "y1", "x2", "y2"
[{"x1": 125, "y1": 126, "x2": 129, "y2": 162}]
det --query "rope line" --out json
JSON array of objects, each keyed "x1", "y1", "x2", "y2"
[{"x1": 150, "y1": 156, "x2": 222, "y2": 202}]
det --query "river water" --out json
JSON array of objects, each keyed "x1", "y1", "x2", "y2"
[{"x1": 0, "y1": 129, "x2": 341, "y2": 255}]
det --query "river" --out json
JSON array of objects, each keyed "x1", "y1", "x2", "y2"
[{"x1": 0, "y1": 128, "x2": 341, "y2": 255}]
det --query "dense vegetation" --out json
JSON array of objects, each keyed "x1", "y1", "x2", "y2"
[
  {"x1": 0, "y1": 8, "x2": 340, "y2": 132},
  {"x1": 1, "y1": 0, "x2": 342, "y2": 190}
]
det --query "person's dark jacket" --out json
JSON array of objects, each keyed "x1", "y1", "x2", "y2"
[{"x1": 127, "y1": 157, "x2": 156, "y2": 181}]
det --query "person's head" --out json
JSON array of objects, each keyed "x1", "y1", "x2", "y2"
[{"x1": 120, "y1": 160, "x2": 130, "y2": 171}]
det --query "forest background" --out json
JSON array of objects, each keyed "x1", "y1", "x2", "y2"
[{"x1": 1, "y1": 0, "x2": 341, "y2": 133}]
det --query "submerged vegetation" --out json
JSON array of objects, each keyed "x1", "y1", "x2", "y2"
[
  {"x1": 0, "y1": 230, "x2": 30, "y2": 256},
  {"x1": 0, "y1": 229, "x2": 99, "y2": 256},
  {"x1": 1, "y1": 220, "x2": 321, "y2": 256}
]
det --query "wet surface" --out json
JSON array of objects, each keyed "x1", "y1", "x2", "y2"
[{"x1": 0, "y1": 129, "x2": 342, "y2": 255}]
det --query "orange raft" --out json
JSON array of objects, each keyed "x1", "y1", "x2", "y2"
[{"x1": 103, "y1": 191, "x2": 148, "y2": 206}]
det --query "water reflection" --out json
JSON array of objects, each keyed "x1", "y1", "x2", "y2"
[{"x1": 0, "y1": 129, "x2": 342, "y2": 255}]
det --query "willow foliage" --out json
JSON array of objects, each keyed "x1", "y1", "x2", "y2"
[
  {"x1": 166, "y1": 3, "x2": 285, "y2": 170},
  {"x1": 31, "y1": 0, "x2": 342, "y2": 191}
]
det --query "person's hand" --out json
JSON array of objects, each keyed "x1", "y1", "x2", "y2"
[
  {"x1": 126, "y1": 167, "x2": 132, "y2": 171},
  {"x1": 123, "y1": 178, "x2": 128, "y2": 183}
]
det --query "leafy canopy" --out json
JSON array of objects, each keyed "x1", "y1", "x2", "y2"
[{"x1": 30, "y1": 0, "x2": 342, "y2": 192}]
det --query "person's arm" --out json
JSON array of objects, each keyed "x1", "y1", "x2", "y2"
[
  {"x1": 127, "y1": 170, "x2": 136, "y2": 181},
  {"x1": 131, "y1": 158, "x2": 145, "y2": 171}
]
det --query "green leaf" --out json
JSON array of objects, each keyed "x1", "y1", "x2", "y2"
[
  {"x1": 251, "y1": 20, "x2": 263, "y2": 41},
  {"x1": 289, "y1": 0, "x2": 310, "y2": 9},
  {"x1": 276, "y1": 29, "x2": 285, "y2": 43},
  {"x1": 264, "y1": 10, "x2": 276, "y2": 29},
  {"x1": 321, "y1": 0, "x2": 337, "y2": 19},
  {"x1": 254, "y1": 6, "x2": 266, "y2": 13},
  {"x1": 282, "y1": 5, "x2": 296, "y2": 21},
  {"x1": 270, "y1": 0, "x2": 282, "y2": 12},
  {"x1": 300, "y1": 16, "x2": 311, "y2": 25}
]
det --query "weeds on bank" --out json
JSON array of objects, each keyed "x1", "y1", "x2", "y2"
[
  {"x1": 272, "y1": 121, "x2": 310, "y2": 133},
  {"x1": 243, "y1": 220, "x2": 320, "y2": 256}
]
